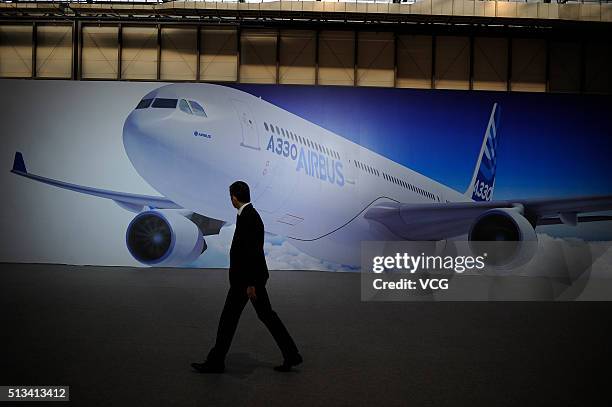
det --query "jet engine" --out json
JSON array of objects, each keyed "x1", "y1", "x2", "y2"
[
  {"x1": 468, "y1": 208, "x2": 538, "y2": 269},
  {"x1": 126, "y1": 210, "x2": 206, "y2": 266}
]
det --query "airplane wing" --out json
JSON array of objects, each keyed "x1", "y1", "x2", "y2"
[
  {"x1": 10, "y1": 151, "x2": 182, "y2": 212},
  {"x1": 364, "y1": 196, "x2": 612, "y2": 240},
  {"x1": 10, "y1": 151, "x2": 228, "y2": 235}
]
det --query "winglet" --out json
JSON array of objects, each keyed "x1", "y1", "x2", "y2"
[{"x1": 12, "y1": 151, "x2": 27, "y2": 174}]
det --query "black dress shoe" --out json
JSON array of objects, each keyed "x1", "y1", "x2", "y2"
[
  {"x1": 191, "y1": 361, "x2": 225, "y2": 373},
  {"x1": 274, "y1": 353, "x2": 303, "y2": 372}
]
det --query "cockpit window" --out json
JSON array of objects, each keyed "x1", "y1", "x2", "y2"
[
  {"x1": 189, "y1": 101, "x2": 207, "y2": 117},
  {"x1": 179, "y1": 99, "x2": 193, "y2": 115},
  {"x1": 152, "y1": 98, "x2": 178, "y2": 108},
  {"x1": 136, "y1": 98, "x2": 153, "y2": 109}
]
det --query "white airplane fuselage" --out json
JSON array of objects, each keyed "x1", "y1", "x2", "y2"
[{"x1": 122, "y1": 83, "x2": 470, "y2": 266}]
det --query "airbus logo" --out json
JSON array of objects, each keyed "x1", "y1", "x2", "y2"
[
  {"x1": 193, "y1": 131, "x2": 212, "y2": 139},
  {"x1": 266, "y1": 135, "x2": 345, "y2": 187}
]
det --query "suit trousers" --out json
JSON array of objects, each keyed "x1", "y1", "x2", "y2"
[{"x1": 206, "y1": 284, "x2": 299, "y2": 363}]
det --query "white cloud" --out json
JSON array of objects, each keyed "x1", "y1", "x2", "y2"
[
  {"x1": 184, "y1": 224, "x2": 236, "y2": 268},
  {"x1": 263, "y1": 240, "x2": 359, "y2": 272},
  {"x1": 186, "y1": 224, "x2": 359, "y2": 272}
]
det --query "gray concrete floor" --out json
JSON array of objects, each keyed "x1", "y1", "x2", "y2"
[{"x1": 0, "y1": 263, "x2": 610, "y2": 406}]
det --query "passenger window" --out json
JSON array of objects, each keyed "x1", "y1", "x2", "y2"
[
  {"x1": 179, "y1": 99, "x2": 192, "y2": 114},
  {"x1": 189, "y1": 101, "x2": 207, "y2": 117}
]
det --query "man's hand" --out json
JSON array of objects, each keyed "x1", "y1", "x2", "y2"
[{"x1": 247, "y1": 286, "x2": 257, "y2": 300}]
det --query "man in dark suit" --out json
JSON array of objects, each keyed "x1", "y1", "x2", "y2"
[{"x1": 191, "y1": 181, "x2": 302, "y2": 373}]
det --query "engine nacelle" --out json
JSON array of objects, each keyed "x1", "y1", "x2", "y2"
[
  {"x1": 126, "y1": 210, "x2": 205, "y2": 266},
  {"x1": 468, "y1": 208, "x2": 538, "y2": 269}
]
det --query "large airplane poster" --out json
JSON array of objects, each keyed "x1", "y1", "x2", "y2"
[{"x1": 1, "y1": 79, "x2": 611, "y2": 271}]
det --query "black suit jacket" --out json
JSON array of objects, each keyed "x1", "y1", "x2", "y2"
[{"x1": 229, "y1": 203, "x2": 269, "y2": 287}]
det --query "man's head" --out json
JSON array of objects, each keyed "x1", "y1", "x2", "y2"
[{"x1": 229, "y1": 181, "x2": 251, "y2": 209}]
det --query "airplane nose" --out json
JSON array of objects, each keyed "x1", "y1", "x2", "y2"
[
  {"x1": 122, "y1": 111, "x2": 171, "y2": 177},
  {"x1": 123, "y1": 110, "x2": 172, "y2": 150},
  {"x1": 123, "y1": 112, "x2": 146, "y2": 154}
]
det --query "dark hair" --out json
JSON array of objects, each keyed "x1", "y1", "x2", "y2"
[{"x1": 229, "y1": 181, "x2": 250, "y2": 203}]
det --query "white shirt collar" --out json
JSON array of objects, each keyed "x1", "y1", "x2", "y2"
[{"x1": 237, "y1": 202, "x2": 251, "y2": 216}]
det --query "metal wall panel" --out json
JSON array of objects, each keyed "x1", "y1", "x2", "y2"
[
  {"x1": 549, "y1": 41, "x2": 581, "y2": 93},
  {"x1": 82, "y1": 26, "x2": 118, "y2": 79},
  {"x1": 584, "y1": 41, "x2": 612, "y2": 94},
  {"x1": 357, "y1": 31, "x2": 394, "y2": 87},
  {"x1": 318, "y1": 30, "x2": 355, "y2": 86},
  {"x1": 161, "y1": 27, "x2": 197, "y2": 81},
  {"x1": 36, "y1": 25, "x2": 72, "y2": 78},
  {"x1": 0, "y1": 25, "x2": 32, "y2": 78},
  {"x1": 435, "y1": 36, "x2": 470, "y2": 90},
  {"x1": 0, "y1": 22, "x2": 610, "y2": 95},
  {"x1": 511, "y1": 38, "x2": 546, "y2": 92},
  {"x1": 240, "y1": 29, "x2": 277, "y2": 84},
  {"x1": 279, "y1": 29, "x2": 315, "y2": 85},
  {"x1": 121, "y1": 26, "x2": 157, "y2": 80},
  {"x1": 200, "y1": 28, "x2": 237, "y2": 82},
  {"x1": 473, "y1": 37, "x2": 508, "y2": 91},
  {"x1": 396, "y1": 34, "x2": 432, "y2": 89}
]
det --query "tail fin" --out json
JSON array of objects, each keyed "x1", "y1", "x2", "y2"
[{"x1": 464, "y1": 103, "x2": 500, "y2": 202}]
